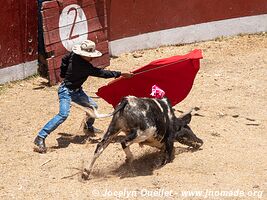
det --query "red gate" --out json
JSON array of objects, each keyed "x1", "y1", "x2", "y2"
[{"x1": 41, "y1": 0, "x2": 109, "y2": 85}]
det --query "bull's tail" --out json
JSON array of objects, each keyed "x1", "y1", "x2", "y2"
[
  {"x1": 71, "y1": 97, "x2": 128, "y2": 119},
  {"x1": 112, "y1": 97, "x2": 128, "y2": 116}
]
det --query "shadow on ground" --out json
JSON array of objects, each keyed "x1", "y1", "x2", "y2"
[
  {"x1": 32, "y1": 81, "x2": 50, "y2": 90},
  {"x1": 54, "y1": 133, "x2": 202, "y2": 180},
  {"x1": 93, "y1": 146, "x2": 202, "y2": 179},
  {"x1": 51, "y1": 132, "x2": 101, "y2": 149}
]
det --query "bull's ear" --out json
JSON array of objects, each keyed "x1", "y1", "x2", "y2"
[{"x1": 179, "y1": 113, "x2": 192, "y2": 125}]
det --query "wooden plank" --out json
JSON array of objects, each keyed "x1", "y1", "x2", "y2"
[
  {"x1": 43, "y1": 16, "x2": 107, "y2": 46},
  {"x1": 45, "y1": 30, "x2": 107, "y2": 53},
  {"x1": 42, "y1": 0, "x2": 109, "y2": 85},
  {"x1": 54, "y1": 67, "x2": 62, "y2": 83},
  {"x1": 25, "y1": 0, "x2": 38, "y2": 62},
  {"x1": 47, "y1": 58, "x2": 57, "y2": 72},
  {"x1": 0, "y1": 1, "x2": 38, "y2": 68},
  {"x1": 95, "y1": 40, "x2": 109, "y2": 54},
  {"x1": 48, "y1": 69, "x2": 57, "y2": 85},
  {"x1": 47, "y1": 55, "x2": 65, "y2": 85},
  {"x1": 57, "y1": 0, "x2": 105, "y2": 8},
  {"x1": 88, "y1": 29, "x2": 107, "y2": 43},
  {"x1": 42, "y1": 0, "x2": 105, "y2": 9},
  {"x1": 42, "y1": 0, "x2": 104, "y2": 10},
  {"x1": 45, "y1": 42, "x2": 67, "y2": 56},
  {"x1": 41, "y1": 7, "x2": 59, "y2": 19},
  {"x1": 46, "y1": 39, "x2": 108, "y2": 57},
  {"x1": 47, "y1": 56, "x2": 62, "y2": 71},
  {"x1": 42, "y1": 4, "x2": 105, "y2": 32},
  {"x1": 91, "y1": 53, "x2": 110, "y2": 67},
  {"x1": 42, "y1": 1, "x2": 105, "y2": 19},
  {"x1": 42, "y1": 1, "x2": 58, "y2": 10}
]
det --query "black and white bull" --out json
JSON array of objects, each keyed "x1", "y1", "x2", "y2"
[{"x1": 81, "y1": 96, "x2": 203, "y2": 180}]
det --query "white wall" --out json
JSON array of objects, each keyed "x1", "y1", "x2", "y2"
[{"x1": 0, "y1": 60, "x2": 38, "y2": 84}]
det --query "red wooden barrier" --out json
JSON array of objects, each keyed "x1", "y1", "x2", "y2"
[
  {"x1": 107, "y1": 0, "x2": 267, "y2": 41},
  {"x1": 0, "y1": 0, "x2": 37, "y2": 69},
  {"x1": 42, "y1": 0, "x2": 109, "y2": 85}
]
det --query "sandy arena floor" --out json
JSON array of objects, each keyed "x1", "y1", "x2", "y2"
[{"x1": 0, "y1": 33, "x2": 266, "y2": 200}]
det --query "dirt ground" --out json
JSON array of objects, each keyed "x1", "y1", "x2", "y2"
[{"x1": 0, "y1": 33, "x2": 266, "y2": 200}]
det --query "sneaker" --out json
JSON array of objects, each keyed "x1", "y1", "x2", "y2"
[{"x1": 33, "y1": 136, "x2": 47, "y2": 153}]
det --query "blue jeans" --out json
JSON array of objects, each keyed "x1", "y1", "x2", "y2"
[{"x1": 38, "y1": 84, "x2": 98, "y2": 139}]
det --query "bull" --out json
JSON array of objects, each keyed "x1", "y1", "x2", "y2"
[{"x1": 78, "y1": 96, "x2": 203, "y2": 180}]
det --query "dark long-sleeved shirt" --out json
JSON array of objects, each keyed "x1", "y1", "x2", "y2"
[{"x1": 60, "y1": 52, "x2": 121, "y2": 90}]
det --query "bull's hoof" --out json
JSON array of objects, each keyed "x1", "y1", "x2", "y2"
[
  {"x1": 161, "y1": 156, "x2": 172, "y2": 166},
  {"x1": 191, "y1": 141, "x2": 204, "y2": 149},
  {"x1": 81, "y1": 169, "x2": 90, "y2": 180},
  {"x1": 193, "y1": 145, "x2": 201, "y2": 149},
  {"x1": 161, "y1": 159, "x2": 168, "y2": 166}
]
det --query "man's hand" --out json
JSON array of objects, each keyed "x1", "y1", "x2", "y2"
[{"x1": 121, "y1": 72, "x2": 134, "y2": 78}]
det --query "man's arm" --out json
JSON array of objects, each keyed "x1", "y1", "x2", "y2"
[{"x1": 89, "y1": 65, "x2": 133, "y2": 79}]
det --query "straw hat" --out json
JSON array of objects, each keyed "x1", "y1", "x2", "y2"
[{"x1": 72, "y1": 40, "x2": 102, "y2": 57}]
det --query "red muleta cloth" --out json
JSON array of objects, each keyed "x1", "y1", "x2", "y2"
[{"x1": 96, "y1": 49, "x2": 203, "y2": 107}]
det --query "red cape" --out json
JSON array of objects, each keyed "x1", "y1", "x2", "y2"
[{"x1": 96, "y1": 49, "x2": 203, "y2": 107}]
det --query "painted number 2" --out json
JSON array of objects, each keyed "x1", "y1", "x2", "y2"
[
  {"x1": 67, "y1": 7, "x2": 79, "y2": 40},
  {"x1": 59, "y1": 4, "x2": 88, "y2": 51}
]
